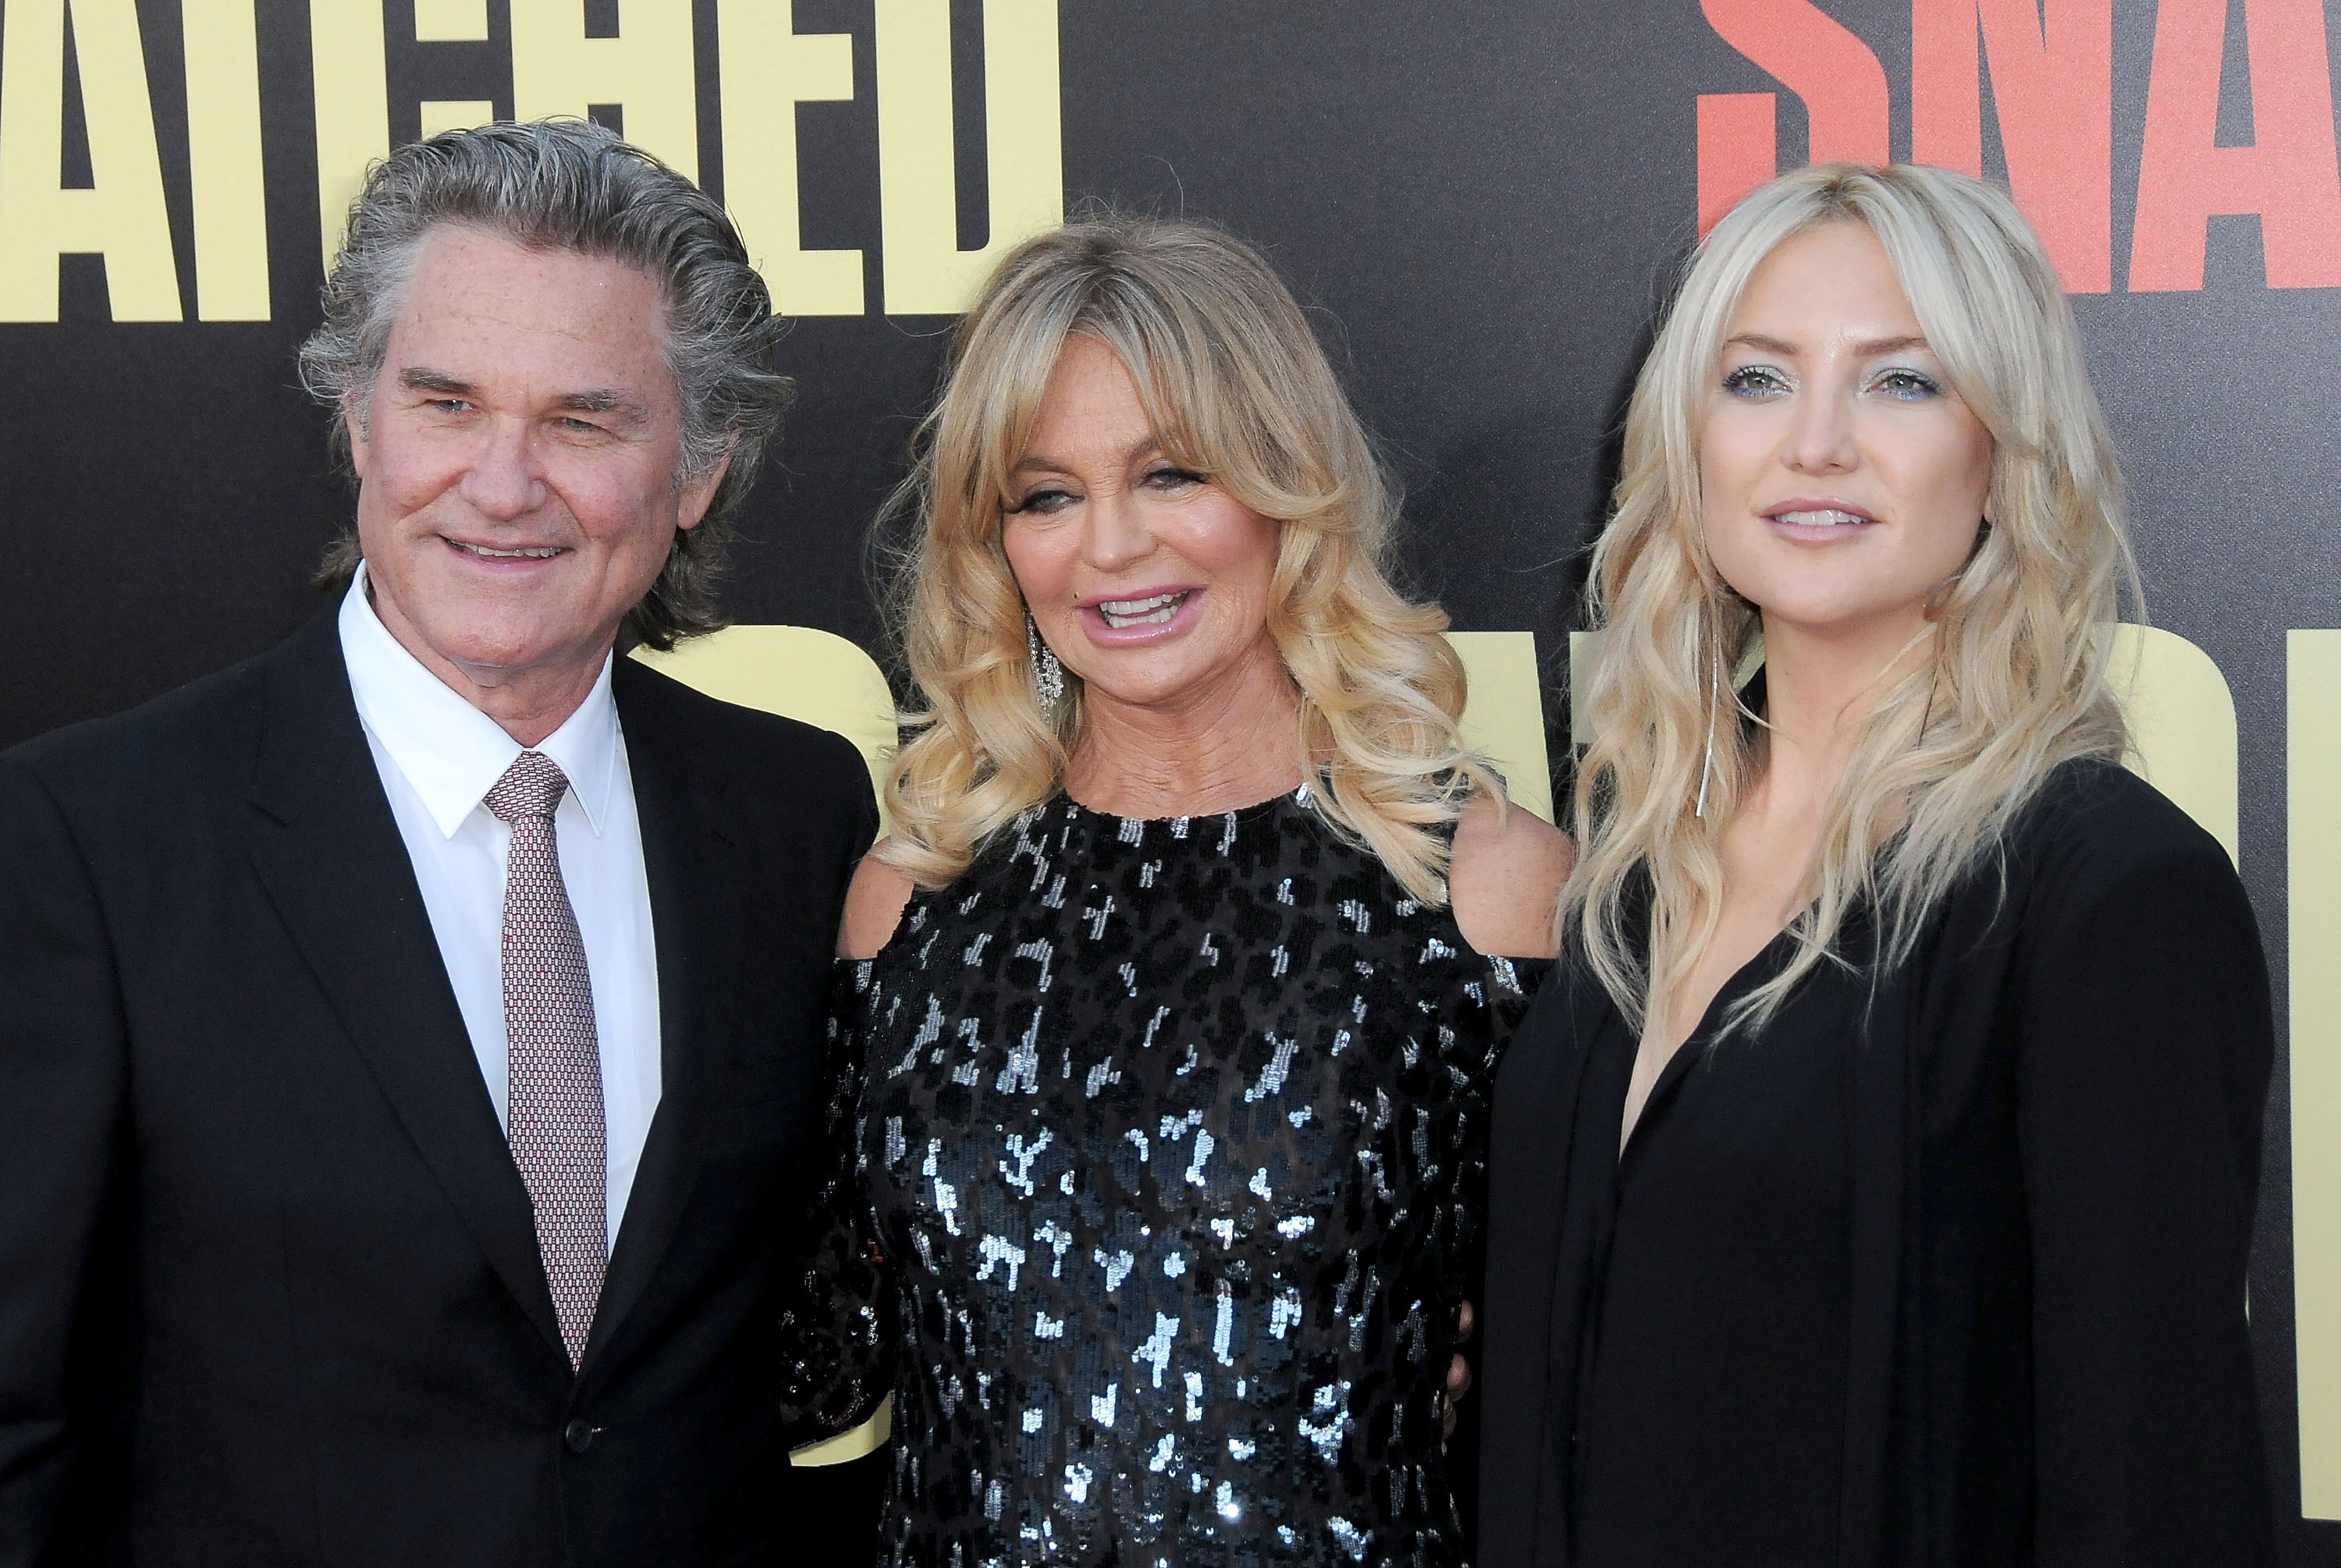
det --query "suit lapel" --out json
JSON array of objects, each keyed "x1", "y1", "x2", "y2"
[
  {"x1": 245, "y1": 608, "x2": 569, "y2": 1367},
  {"x1": 582, "y1": 661, "x2": 748, "y2": 1370}
]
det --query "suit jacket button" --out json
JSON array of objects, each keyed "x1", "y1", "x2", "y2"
[{"x1": 563, "y1": 1419, "x2": 598, "y2": 1453}]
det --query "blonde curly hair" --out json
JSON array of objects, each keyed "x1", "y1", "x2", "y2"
[
  {"x1": 1566, "y1": 163, "x2": 2139, "y2": 1035},
  {"x1": 877, "y1": 214, "x2": 1500, "y2": 903}
]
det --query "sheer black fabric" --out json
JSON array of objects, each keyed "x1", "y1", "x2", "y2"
[{"x1": 784, "y1": 787, "x2": 1541, "y2": 1566}]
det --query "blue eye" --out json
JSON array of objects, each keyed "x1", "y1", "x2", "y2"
[
  {"x1": 1007, "y1": 487, "x2": 1077, "y2": 516},
  {"x1": 1721, "y1": 365, "x2": 1786, "y2": 397},
  {"x1": 1142, "y1": 466, "x2": 1203, "y2": 489},
  {"x1": 1874, "y1": 368, "x2": 1941, "y2": 399}
]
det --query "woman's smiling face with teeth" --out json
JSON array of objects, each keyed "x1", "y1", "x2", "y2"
[
  {"x1": 1002, "y1": 334, "x2": 1283, "y2": 716},
  {"x1": 1700, "y1": 222, "x2": 1995, "y2": 646}
]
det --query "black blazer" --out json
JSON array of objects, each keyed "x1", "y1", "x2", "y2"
[
  {"x1": 1478, "y1": 761, "x2": 2275, "y2": 1567},
  {"x1": 0, "y1": 605, "x2": 877, "y2": 1568}
]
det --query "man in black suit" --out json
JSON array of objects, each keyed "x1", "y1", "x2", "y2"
[{"x1": 0, "y1": 122, "x2": 877, "y2": 1566}]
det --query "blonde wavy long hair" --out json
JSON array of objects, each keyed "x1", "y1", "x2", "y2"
[
  {"x1": 1566, "y1": 163, "x2": 2140, "y2": 1035},
  {"x1": 879, "y1": 214, "x2": 1497, "y2": 901}
]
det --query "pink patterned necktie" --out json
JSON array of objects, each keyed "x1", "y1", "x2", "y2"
[{"x1": 484, "y1": 750, "x2": 607, "y2": 1370}]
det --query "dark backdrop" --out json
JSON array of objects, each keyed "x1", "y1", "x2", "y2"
[{"x1": 3, "y1": 0, "x2": 2336, "y2": 1558}]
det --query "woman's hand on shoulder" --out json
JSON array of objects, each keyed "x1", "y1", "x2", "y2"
[
  {"x1": 1449, "y1": 788, "x2": 1572, "y2": 960},
  {"x1": 837, "y1": 844, "x2": 918, "y2": 960}
]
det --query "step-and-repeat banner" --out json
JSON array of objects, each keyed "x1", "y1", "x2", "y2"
[{"x1": 4, "y1": 0, "x2": 2341, "y2": 1556}]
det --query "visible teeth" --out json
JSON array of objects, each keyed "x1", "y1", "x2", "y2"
[
  {"x1": 458, "y1": 542, "x2": 563, "y2": 559},
  {"x1": 1099, "y1": 591, "x2": 1187, "y2": 629},
  {"x1": 1102, "y1": 592, "x2": 1178, "y2": 615},
  {"x1": 1776, "y1": 509, "x2": 1866, "y2": 527}
]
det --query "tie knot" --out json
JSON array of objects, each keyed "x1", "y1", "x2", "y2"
[{"x1": 485, "y1": 750, "x2": 571, "y2": 824}]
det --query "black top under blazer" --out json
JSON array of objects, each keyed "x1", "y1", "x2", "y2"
[
  {"x1": 0, "y1": 605, "x2": 877, "y2": 1568},
  {"x1": 1478, "y1": 760, "x2": 2276, "y2": 1567}
]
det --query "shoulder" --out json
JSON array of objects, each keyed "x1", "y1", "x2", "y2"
[
  {"x1": 838, "y1": 847, "x2": 918, "y2": 960},
  {"x1": 837, "y1": 846, "x2": 918, "y2": 960},
  {"x1": 613, "y1": 651, "x2": 866, "y2": 777},
  {"x1": 1989, "y1": 757, "x2": 2256, "y2": 952},
  {"x1": 1448, "y1": 786, "x2": 1573, "y2": 960},
  {"x1": 613, "y1": 651, "x2": 877, "y2": 832},
  {"x1": 2012, "y1": 757, "x2": 2236, "y2": 899}
]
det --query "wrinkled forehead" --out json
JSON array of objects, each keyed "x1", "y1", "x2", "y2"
[
  {"x1": 382, "y1": 224, "x2": 678, "y2": 402},
  {"x1": 397, "y1": 222, "x2": 667, "y2": 328}
]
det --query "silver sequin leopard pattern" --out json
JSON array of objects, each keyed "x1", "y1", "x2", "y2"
[{"x1": 783, "y1": 788, "x2": 1542, "y2": 1566}]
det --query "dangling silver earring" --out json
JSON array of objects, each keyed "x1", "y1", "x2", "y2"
[
  {"x1": 1694, "y1": 624, "x2": 1720, "y2": 820},
  {"x1": 1028, "y1": 613, "x2": 1064, "y2": 717},
  {"x1": 1694, "y1": 683, "x2": 1718, "y2": 819}
]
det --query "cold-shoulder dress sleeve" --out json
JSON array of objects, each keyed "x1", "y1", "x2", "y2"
[
  {"x1": 2014, "y1": 777, "x2": 2276, "y2": 1566},
  {"x1": 774, "y1": 960, "x2": 897, "y2": 1437}
]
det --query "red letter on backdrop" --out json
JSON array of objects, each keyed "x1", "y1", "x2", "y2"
[
  {"x1": 2131, "y1": 0, "x2": 2341, "y2": 290},
  {"x1": 1911, "y1": 0, "x2": 2113, "y2": 293},
  {"x1": 1696, "y1": 0, "x2": 1891, "y2": 236},
  {"x1": 1700, "y1": 94, "x2": 1781, "y2": 236}
]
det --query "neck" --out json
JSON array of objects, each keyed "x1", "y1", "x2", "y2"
[
  {"x1": 1063, "y1": 636, "x2": 1306, "y2": 818},
  {"x1": 368, "y1": 577, "x2": 609, "y2": 748},
  {"x1": 1750, "y1": 608, "x2": 1934, "y2": 815}
]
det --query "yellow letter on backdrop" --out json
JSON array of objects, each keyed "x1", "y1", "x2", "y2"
[
  {"x1": 309, "y1": 0, "x2": 389, "y2": 268},
  {"x1": 511, "y1": 0, "x2": 698, "y2": 179},
  {"x1": 412, "y1": 0, "x2": 492, "y2": 132},
  {"x1": 411, "y1": 0, "x2": 488, "y2": 40},
  {"x1": 2292, "y1": 630, "x2": 2341, "y2": 1519},
  {"x1": 0, "y1": 0, "x2": 182, "y2": 321},
  {"x1": 183, "y1": 0, "x2": 272, "y2": 320},
  {"x1": 874, "y1": 0, "x2": 1062, "y2": 314},
  {"x1": 717, "y1": 0, "x2": 863, "y2": 315}
]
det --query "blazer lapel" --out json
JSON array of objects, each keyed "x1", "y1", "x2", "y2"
[
  {"x1": 582, "y1": 662, "x2": 748, "y2": 1370},
  {"x1": 1536, "y1": 986, "x2": 1624, "y2": 1568},
  {"x1": 1480, "y1": 959, "x2": 1610, "y2": 1568},
  {"x1": 245, "y1": 609, "x2": 568, "y2": 1368}
]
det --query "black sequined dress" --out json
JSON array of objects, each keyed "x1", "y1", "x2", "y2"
[{"x1": 786, "y1": 786, "x2": 1542, "y2": 1567}]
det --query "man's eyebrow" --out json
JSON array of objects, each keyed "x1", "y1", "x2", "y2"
[
  {"x1": 394, "y1": 370, "x2": 650, "y2": 424},
  {"x1": 398, "y1": 367, "x2": 474, "y2": 396},
  {"x1": 558, "y1": 389, "x2": 649, "y2": 424}
]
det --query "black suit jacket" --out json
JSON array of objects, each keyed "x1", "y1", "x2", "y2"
[{"x1": 0, "y1": 605, "x2": 878, "y2": 1567}]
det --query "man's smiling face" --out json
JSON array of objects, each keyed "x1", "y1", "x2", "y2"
[{"x1": 347, "y1": 223, "x2": 720, "y2": 704}]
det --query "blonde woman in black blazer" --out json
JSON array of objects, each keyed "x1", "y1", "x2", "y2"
[{"x1": 1480, "y1": 163, "x2": 2272, "y2": 1567}]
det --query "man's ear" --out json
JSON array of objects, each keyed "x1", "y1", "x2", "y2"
[
  {"x1": 344, "y1": 398, "x2": 371, "y2": 480},
  {"x1": 674, "y1": 447, "x2": 734, "y2": 534}
]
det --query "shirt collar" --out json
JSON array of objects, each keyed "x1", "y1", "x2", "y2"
[{"x1": 337, "y1": 564, "x2": 620, "y2": 840}]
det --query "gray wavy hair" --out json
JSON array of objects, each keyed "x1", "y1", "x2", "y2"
[{"x1": 298, "y1": 118, "x2": 794, "y2": 649}]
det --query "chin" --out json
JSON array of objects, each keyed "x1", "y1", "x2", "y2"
[
  {"x1": 418, "y1": 612, "x2": 565, "y2": 674},
  {"x1": 1767, "y1": 597, "x2": 1928, "y2": 637},
  {"x1": 1085, "y1": 667, "x2": 1234, "y2": 713}
]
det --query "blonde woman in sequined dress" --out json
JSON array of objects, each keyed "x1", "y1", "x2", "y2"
[{"x1": 782, "y1": 215, "x2": 1570, "y2": 1566}]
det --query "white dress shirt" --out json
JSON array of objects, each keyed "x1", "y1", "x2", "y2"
[{"x1": 338, "y1": 567, "x2": 661, "y2": 1247}]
